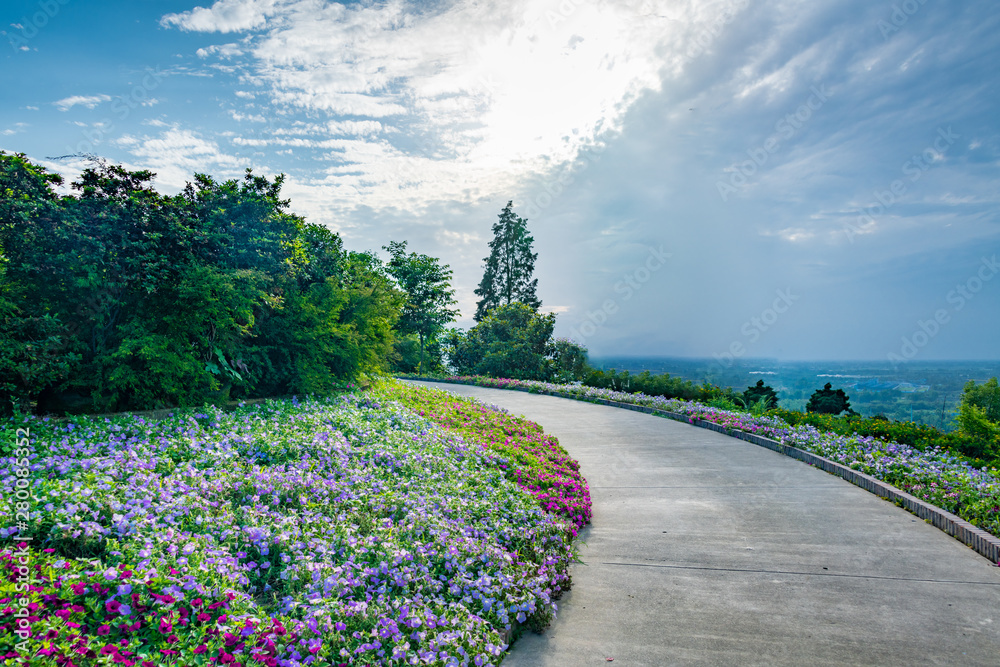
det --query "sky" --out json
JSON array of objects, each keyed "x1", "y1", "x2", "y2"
[{"x1": 2, "y1": 0, "x2": 998, "y2": 362}]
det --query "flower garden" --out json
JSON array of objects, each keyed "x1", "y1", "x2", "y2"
[
  {"x1": 0, "y1": 382, "x2": 586, "y2": 666},
  {"x1": 418, "y1": 376, "x2": 1000, "y2": 543},
  {"x1": 373, "y1": 384, "x2": 590, "y2": 536}
]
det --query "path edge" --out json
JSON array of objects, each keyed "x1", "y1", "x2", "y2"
[{"x1": 405, "y1": 378, "x2": 1000, "y2": 566}]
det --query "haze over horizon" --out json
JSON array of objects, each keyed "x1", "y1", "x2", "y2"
[{"x1": 2, "y1": 0, "x2": 998, "y2": 362}]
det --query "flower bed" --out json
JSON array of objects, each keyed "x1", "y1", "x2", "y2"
[
  {"x1": 0, "y1": 390, "x2": 578, "y2": 666},
  {"x1": 410, "y1": 376, "x2": 1000, "y2": 542},
  {"x1": 375, "y1": 382, "x2": 591, "y2": 535}
]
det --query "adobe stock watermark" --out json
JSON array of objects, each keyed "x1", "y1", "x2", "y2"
[
  {"x1": 568, "y1": 245, "x2": 672, "y2": 343},
  {"x1": 681, "y1": 0, "x2": 750, "y2": 63},
  {"x1": 5, "y1": 0, "x2": 70, "y2": 52},
  {"x1": 888, "y1": 255, "x2": 998, "y2": 364},
  {"x1": 844, "y1": 126, "x2": 959, "y2": 244},
  {"x1": 713, "y1": 288, "x2": 799, "y2": 368},
  {"x1": 717, "y1": 84, "x2": 832, "y2": 202},
  {"x1": 64, "y1": 67, "x2": 167, "y2": 156},
  {"x1": 9, "y1": 426, "x2": 34, "y2": 658},
  {"x1": 878, "y1": 0, "x2": 930, "y2": 40}
]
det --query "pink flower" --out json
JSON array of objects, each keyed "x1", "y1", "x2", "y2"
[
  {"x1": 97, "y1": 625, "x2": 111, "y2": 636},
  {"x1": 158, "y1": 618, "x2": 173, "y2": 634}
]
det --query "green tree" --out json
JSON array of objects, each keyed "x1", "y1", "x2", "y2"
[
  {"x1": 806, "y1": 383, "x2": 854, "y2": 415},
  {"x1": 448, "y1": 303, "x2": 554, "y2": 380},
  {"x1": 0, "y1": 153, "x2": 83, "y2": 414},
  {"x1": 383, "y1": 241, "x2": 458, "y2": 375},
  {"x1": 550, "y1": 338, "x2": 589, "y2": 382},
  {"x1": 956, "y1": 378, "x2": 1000, "y2": 459},
  {"x1": 742, "y1": 380, "x2": 779, "y2": 409},
  {"x1": 959, "y1": 377, "x2": 1000, "y2": 422},
  {"x1": 1, "y1": 153, "x2": 406, "y2": 414},
  {"x1": 473, "y1": 201, "x2": 541, "y2": 321}
]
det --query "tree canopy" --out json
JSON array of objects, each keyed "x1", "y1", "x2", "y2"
[
  {"x1": 0, "y1": 152, "x2": 401, "y2": 415},
  {"x1": 806, "y1": 383, "x2": 854, "y2": 415},
  {"x1": 473, "y1": 201, "x2": 540, "y2": 321},
  {"x1": 742, "y1": 380, "x2": 779, "y2": 408},
  {"x1": 956, "y1": 377, "x2": 1000, "y2": 458},
  {"x1": 447, "y1": 303, "x2": 555, "y2": 381},
  {"x1": 383, "y1": 240, "x2": 459, "y2": 375}
]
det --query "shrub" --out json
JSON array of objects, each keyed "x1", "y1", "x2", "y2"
[
  {"x1": 805, "y1": 383, "x2": 854, "y2": 416},
  {"x1": 770, "y1": 408, "x2": 996, "y2": 465},
  {"x1": 742, "y1": 380, "x2": 778, "y2": 408},
  {"x1": 582, "y1": 369, "x2": 728, "y2": 403},
  {"x1": 447, "y1": 303, "x2": 555, "y2": 381}
]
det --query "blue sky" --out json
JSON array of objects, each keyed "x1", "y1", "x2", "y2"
[{"x1": 2, "y1": 0, "x2": 998, "y2": 361}]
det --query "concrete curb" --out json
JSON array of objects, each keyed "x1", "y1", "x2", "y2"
[{"x1": 405, "y1": 378, "x2": 1000, "y2": 566}]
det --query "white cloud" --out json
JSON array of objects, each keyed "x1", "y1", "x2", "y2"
[
  {"x1": 1, "y1": 122, "x2": 29, "y2": 136},
  {"x1": 114, "y1": 127, "x2": 248, "y2": 191},
  {"x1": 196, "y1": 42, "x2": 245, "y2": 58},
  {"x1": 161, "y1": 0, "x2": 285, "y2": 32},
  {"x1": 162, "y1": 0, "x2": 718, "y2": 214},
  {"x1": 53, "y1": 94, "x2": 112, "y2": 111}
]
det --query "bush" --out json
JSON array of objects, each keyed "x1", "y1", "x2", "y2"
[
  {"x1": 742, "y1": 380, "x2": 778, "y2": 408},
  {"x1": 770, "y1": 408, "x2": 996, "y2": 466},
  {"x1": 446, "y1": 303, "x2": 555, "y2": 381},
  {"x1": 0, "y1": 154, "x2": 403, "y2": 415},
  {"x1": 582, "y1": 368, "x2": 731, "y2": 403},
  {"x1": 549, "y1": 338, "x2": 589, "y2": 382},
  {"x1": 806, "y1": 383, "x2": 854, "y2": 415}
]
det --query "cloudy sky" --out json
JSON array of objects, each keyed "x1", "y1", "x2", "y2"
[{"x1": 2, "y1": 0, "x2": 998, "y2": 361}]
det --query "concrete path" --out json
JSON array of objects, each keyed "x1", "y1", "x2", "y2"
[{"x1": 406, "y1": 381, "x2": 1000, "y2": 666}]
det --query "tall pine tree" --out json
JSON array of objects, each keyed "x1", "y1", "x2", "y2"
[{"x1": 474, "y1": 201, "x2": 541, "y2": 321}]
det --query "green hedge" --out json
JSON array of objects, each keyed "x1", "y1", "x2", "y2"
[{"x1": 770, "y1": 408, "x2": 997, "y2": 465}]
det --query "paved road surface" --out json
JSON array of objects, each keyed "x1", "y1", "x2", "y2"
[{"x1": 406, "y1": 381, "x2": 1000, "y2": 666}]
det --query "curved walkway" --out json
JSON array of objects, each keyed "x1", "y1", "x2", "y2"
[{"x1": 407, "y1": 381, "x2": 1000, "y2": 666}]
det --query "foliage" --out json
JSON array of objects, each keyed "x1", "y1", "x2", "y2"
[
  {"x1": 473, "y1": 202, "x2": 541, "y2": 322},
  {"x1": 768, "y1": 408, "x2": 995, "y2": 465},
  {"x1": 955, "y1": 379, "x2": 1000, "y2": 461},
  {"x1": 0, "y1": 153, "x2": 403, "y2": 415},
  {"x1": 447, "y1": 304, "x2": 555, "y2": 381},
  {"x1": 741, "y1": 380, "x2": 778, "y2": 409},
  {"x1": 805, "y1": 383, "x2": 855, "y2": 416},
  {"x1": 960, "y1": 377, "x2": 1000, "y2": 422},
  {"x1": 549, "y1": 338, "x2": 589, "y2": 383},
  {"x1": 582, "y1": 368, "x2": 730, "y2": 403},
  {"x1": 383, "y1": 241, "x2": 458, "y2": 375},
  {"x1": 955, "y1": 403, "x2": 1000, "y2": 457},
  {"x1": 390, "y1": 333, "x2": 446, "y2": 375},
  {"x1": 0, "y1": 386, "x2": 583, "y2": 664},
  {"x1": 707, "y1": 397, "x2": 740, "y2": 411}
]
